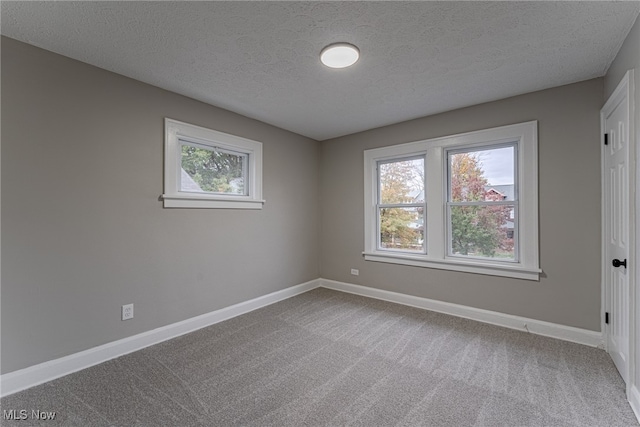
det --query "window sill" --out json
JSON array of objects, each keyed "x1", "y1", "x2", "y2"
[
  {"x1": 363, "y1": 251, "x2": 541, "y2": 281},
  {"x1": 161, "y1": 194, "x2": 265, "y2": 209}
]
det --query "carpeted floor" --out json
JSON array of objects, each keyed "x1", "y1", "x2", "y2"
[{"x1": 1, "y1": 288, "x2": 638, "y2": 426}]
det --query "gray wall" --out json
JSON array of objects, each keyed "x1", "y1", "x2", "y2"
[
  {"x1": 1, "y1": 37, "x2": 320, "y2": 374},
  {"x1": 604, "y1": 15, "x2": 639, "y2": 101},
  {"x1": 320, "y1": 78, "x2": 604, "y2": 331},
  {"x1": 604, "y1": 13, "x2": 640, "y2": 399}
]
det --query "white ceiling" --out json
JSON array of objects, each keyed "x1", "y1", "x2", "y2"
[{"x1": 2, "y1": 1, "x2": 639, "y2": 141}]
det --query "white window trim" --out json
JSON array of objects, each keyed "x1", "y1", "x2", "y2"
[
  {"x1": 161, "y1": 118, "x2": 264, "y2": 209},
  {"x1": 363, "y1": 121, "x2": 540, "y2": 281}
]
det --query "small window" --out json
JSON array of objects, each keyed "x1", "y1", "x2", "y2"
[{"x1": 162, "y1": 119, "x2": 263, "y2": 209}]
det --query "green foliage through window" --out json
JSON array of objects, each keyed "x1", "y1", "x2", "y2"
[
  {"x1": 378, "y1": 158, "x2": 424, "y2": 251},
  {"x1": 180, "y1": 144, "x2": 246, "y2": 195}
]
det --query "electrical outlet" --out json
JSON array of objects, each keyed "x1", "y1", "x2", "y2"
[
  {"x1": 350, "y1": 268, "x2": 359, "y2": 276},
  {"x1": 122, "y1": 303, "x2": 134, "y2": 321}
]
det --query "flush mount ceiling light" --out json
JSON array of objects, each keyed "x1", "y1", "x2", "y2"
[{"x1": 320, "y1": 43, "x2": 360, "y2": 69}]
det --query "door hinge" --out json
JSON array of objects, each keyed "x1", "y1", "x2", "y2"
[
  {"x1": 605, "y1": 312, "x2": 610, "y2": 324},
  {"x1": 604, "y1": 133, "x2": 609, "y2": 145}
]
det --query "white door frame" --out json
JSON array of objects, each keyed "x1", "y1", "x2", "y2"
[{"x1": 601, "y1": 69, "x2": 636, "y2": 399}]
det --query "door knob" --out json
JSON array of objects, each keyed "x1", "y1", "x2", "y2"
[{"x1": 612, "y1": 259, "x2": 627, "y2": 268}]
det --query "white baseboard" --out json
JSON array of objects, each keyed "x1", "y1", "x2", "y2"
[
  {"x1": 319, "y1": 279, "x2": 603, "y2": 348},
  {"x1": 0, "y1": 279, "x2": 320, "y2": 398},
  {"x1": 630, "y1": 385, "x2": 640, "y2": 423}
]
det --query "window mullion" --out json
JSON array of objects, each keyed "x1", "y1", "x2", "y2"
[{"x1": 425, "y1": 146, "x2": 444, "y2": 258}]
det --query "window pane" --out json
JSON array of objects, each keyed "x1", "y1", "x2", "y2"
[
  {"x1": 180, "y1": 144, "x2": 247, "y2": 195},
  {"x1": 379, "y1": 158, "x2": 424, "y2": 204},
  {"x1": 450, "y1": 146, "x2": 514, "y2": 202},
  {"x1": 450, "y1": 205, "x2": 515, "y2": 259},
  {"x1": 379, "y1": 207, "x2": 424, "y2": 252}
]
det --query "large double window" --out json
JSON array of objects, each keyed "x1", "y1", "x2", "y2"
[{"x1": 364, "y1": 121, "x2": 539, "y2": 280}]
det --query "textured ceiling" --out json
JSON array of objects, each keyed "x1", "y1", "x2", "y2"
[{"x1": 2, "y1": 1, "x2": 639, "y2": 140}]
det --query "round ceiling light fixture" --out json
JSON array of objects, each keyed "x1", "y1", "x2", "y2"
[{"x1": 320, "y1": 43, "x2": 360, "y2": 69}]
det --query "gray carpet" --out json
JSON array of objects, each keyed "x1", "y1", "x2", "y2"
[{"x1": 1, "y1": 288, "x2": 638, "y2": 426}]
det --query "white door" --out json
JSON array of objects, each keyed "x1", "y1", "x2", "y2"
[{"x1": 602, "y1": 71, "x2": 632, "y2": 383}]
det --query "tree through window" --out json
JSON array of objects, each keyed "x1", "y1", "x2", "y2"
[
  {"x1": 377, "y1": 157, "x2": 425, "y2": 252},
  {"x1": 447, "y1": 145, "x2": 516, "y2": 260}
]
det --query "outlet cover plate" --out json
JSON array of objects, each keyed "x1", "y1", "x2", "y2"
[{"x1": 122, "y1": 303, "x2": 134, "y2": 321}]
